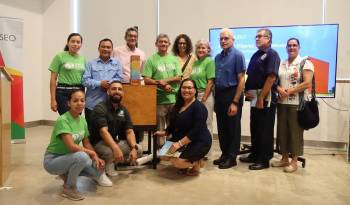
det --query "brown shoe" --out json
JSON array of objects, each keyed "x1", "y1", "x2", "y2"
[{"x1": 61, "y1": 187, "x2": 85, "y2": 201}]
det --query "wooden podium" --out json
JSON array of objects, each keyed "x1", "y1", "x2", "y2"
[
  {"x1": 122, "y1": 85, "x2": 158, "y2": 168},
  {"x1": 0, "y1": 67, "x2": 12, "y2": 186}
]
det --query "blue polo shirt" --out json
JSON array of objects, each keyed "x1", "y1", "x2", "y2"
[
  {"x1": 82, "y1": 57, "x2": 123, "y2": 110},
  {"x1": 245, "y1": 47, "x2": 280, "y2": 90},
  {"x1": 214, "y1": 47, "x2": 246, "y2": 91}
]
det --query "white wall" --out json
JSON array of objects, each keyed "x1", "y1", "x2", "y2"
[{"x1": 0, "y1": 3, "x2": 43, "y2": 123}]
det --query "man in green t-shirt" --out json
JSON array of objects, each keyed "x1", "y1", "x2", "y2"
[{"x1": 143, "y1": 34, "x2": 182, "y2": 138}]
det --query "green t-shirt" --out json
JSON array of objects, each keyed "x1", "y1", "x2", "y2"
[
  {"x1": 190, "y1": 56, "x2": 215, "y2": 90},
  {"x1": 143, "y1": 53, "x2": 181, "y2": 104},
  {"x1": 46, "y1": 111, "x2": 89, "y2": 155},
  {"x1": 49, "y1": 51, "x2": 86, "y2": 85}
]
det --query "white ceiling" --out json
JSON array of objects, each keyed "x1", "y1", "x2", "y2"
[{"x1": 0, "y1": 0, "x2": 55, "y2": 13}]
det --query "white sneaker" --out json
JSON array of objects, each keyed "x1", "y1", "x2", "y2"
[
  {"x1": 94, "y1": 172, "x2": 113, "y2": 187},
  {"x1": 106, "y1": 163, "x2": 119, "y2": 177}
]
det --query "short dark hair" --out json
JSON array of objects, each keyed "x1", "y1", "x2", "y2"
[
  {"x1": 110, "y1": 80, "x2": 123, "y2": 86},
  {"x1": 98, "y1": 38, "x2": 113, "y2": 48},
  {"x1": 172, "y1": 34, "x2": 193, "y2": 55},
  {"x1": 287, "y1": 37, "x2": 300, "y2": 47},
  {"x1": 64, "y1": 33, "x2": 83, "y2": 51},
  {"x1": 68, "y1": 89, "x2": 85, "y2": 101}
]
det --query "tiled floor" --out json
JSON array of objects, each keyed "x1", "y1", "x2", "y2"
[{"x1": 0, "y1": 126, "x2": 349, "y2": 205}]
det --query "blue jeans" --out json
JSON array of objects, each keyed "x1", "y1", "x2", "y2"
[{"x1": 43, "y1": 151, "x2": 102, "y2": 188}]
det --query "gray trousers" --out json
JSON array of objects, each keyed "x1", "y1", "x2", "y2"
[{"x1": 94, "y1": 140, "x2": 143, "y2": 164}]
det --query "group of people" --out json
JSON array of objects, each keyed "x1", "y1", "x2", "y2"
[{"x1": 43, "y1": 26, "x2": 314, "y2": 200}]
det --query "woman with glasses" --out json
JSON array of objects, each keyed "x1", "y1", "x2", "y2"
[
  {"x1": 172, "y1": 34, "x2": 196, "y2": 79},
  {"x1": 154, "y1": 79, "x2": 212, "y2": 176},
  {"x1": 272, "y1": 38, "x2": 314, "y2": 173}
]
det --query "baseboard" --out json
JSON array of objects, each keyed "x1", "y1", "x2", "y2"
[
  {"x1": 213, "y1": 134, "x2": 347, "y2": 151},
  {"x1": 24, "y1": 120, "x2": 55, "y2": 128}
]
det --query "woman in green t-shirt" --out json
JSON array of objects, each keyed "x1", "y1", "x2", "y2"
[
  {"x1": 43, "y1": 90, "x2": 112, "y2": 201},
  {"x1": 49, "y1": 33, "x2": 86, "y2": 115},
  {"x1": 190, "y1": 40, "x2": 215, "y2": 137}
]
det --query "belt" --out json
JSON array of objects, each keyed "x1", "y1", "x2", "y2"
[{"x1": 57, "y1": 83, "x2": 84, "y2": 90}]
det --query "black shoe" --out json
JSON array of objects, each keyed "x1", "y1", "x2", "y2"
[
  {"x1": 239, "y1": 155, "x2": 255, "y2": 163},
  {"x1": 218, "y1": 158, "x2": 237, "y2": 169},
  {"x1": 213, "y1": 155, "x2": 225, "y2": 165},
  {"x1": 248, "y1": 163, "x2": 269, "y2": 170}
]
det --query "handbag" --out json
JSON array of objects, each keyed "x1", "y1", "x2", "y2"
[{"x1": 297, "y1": 59, "x2": 320, "y2": 130}]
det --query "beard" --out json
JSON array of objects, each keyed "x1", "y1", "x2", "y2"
[{"x1": 109, "y1": 95, "x2": 122, "y2": 103}]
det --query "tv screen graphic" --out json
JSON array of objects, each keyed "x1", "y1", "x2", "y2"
[{"x1": 209, "y1": 24, "x2": 339, "y2": 98}]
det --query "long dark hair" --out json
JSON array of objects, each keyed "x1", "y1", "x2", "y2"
[
  {"x1": 64, "y1": 33, "x2": 83, "y2": 51},
  {"x1": 172, "y1": 34, "x2": 193, "y2": 56},
  {"x1": 169, "y1": 79, "x2": 198, "y2": 121}
]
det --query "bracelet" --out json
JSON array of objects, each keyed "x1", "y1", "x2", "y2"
[{"x1": 178, "y1": 140, "x2": 183, "y2": 147}]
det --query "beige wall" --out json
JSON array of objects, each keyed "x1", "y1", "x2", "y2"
[
  {"x1": 0, "y1": 0, "x2": 349, "y2": 142},
  {"x1": 78, "y1": 0, "x2": 157, "y2": 61},
  {"x1": 41, "y1": 0, "x2": 71, "y2": 121},
  {"x1": 0, "y1": 3, "x2": 43, "y2": 123}
]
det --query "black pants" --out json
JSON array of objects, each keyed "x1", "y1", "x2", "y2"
[
  {"x1": 250, "y1": 103, "x2": 276, "y2": 164},
  {"x1": 56, "y1": 87, "x2": 84, "y2": 115},
  {"x1": 214, "y1": 87, "x2": 243, "y2": 159}
]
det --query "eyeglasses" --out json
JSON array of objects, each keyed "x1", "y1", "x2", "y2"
[
  {"x1": 255, "y1": 35, "x2": 268, "y2": 39},
  {"x1": 219, "y1": 37, "x2": 230, "y2": 41},
  {"x1": 178, "y1": 42, "x2": 187, "y2": 45}
]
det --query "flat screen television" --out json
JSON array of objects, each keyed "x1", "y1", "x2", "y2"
[{"x1": 209, "y1": 24, "x2": 339, "y2": 97}]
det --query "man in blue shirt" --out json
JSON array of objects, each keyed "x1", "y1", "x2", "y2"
[
  {"x1": 214, "y1": 28, "x2": 246, "y2": 169},
  {"x1": 82, "y1": 38, "x2": 123, "y2": 127},
  {"x1": 240, "y1": 28, "x2": 280, "y2": 170}
]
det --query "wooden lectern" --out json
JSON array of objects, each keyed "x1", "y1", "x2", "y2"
[
  {"x1": 0, "y1": 67, "x2": 12, "y2": 186},
  {"x1": 122, "y1": 85, "x2": 158, "y2": 168}
]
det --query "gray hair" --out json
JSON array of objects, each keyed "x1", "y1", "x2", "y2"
[
  {"x1": 195, "y1": 39, "x2": 211, "y2": 56},
  {"x1": 220, "y1": 28, "x2": 234, "y2": 40},
  {"x1": 156, "y1": 33, "x2": 170, "y2": 43},
  {"x1": 257, "y1": 28, "x2": 272, "y2": 44}
]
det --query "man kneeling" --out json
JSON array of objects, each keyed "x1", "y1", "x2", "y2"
[{"x1": 89, "y1": 81, "x2": 142, "y2": 178}]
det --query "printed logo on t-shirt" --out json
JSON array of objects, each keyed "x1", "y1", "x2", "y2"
[
  {"x1": 192, "y1": 66, "x2": 200, "y2": 74},
  {"x1": 63, "y1": 62, "x2": 84, "y2": 70},
  {"x1": 156, "y1": 63, "x2": 176, "y2": 72},
  {"x1": 72, "y1": 131, "x2": 84, "y2": 143},
  {"x1": 117, "y1": 110, "x2": 125, "y2": 117},
  {"x1": 260, "y1": 54, "x2": 267, "y2": 61}
]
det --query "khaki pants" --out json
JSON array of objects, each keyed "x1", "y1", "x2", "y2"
[{"x1": 156, "y1": 104, "x2": 174, "y2": 146}]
